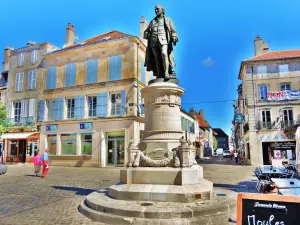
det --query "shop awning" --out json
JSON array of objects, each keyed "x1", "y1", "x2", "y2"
[{"x1": 1, "y1": 132, "x2": 39, "y2": 140}]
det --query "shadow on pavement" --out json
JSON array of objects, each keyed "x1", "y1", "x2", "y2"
[
  {"x1": 52, "y1": 186, "x2": 96, "y2": 196},
  {"x1": 214, "y1": 181, "x2": 258, "y2": 193}
]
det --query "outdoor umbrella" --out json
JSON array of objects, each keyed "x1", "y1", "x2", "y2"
[{"x1": 296, "y1": 126, "x2": 300, "y2": 171}]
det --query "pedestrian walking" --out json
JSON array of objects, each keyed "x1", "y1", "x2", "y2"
[
  {"x1": 234, "y1": 151, "x2": 239, "y2": 165},
  {"x1": 230, "y1": 151, "x2": 234, "y2": 160},
  {"x1": 33, "y1": 150, "x2": 41, "y2": 176},
  {"x1": 41, "y1": 148, "x2": 50, "y2": 178}
]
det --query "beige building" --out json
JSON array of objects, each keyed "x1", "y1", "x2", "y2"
[
  {"x1": 2, "y1": 42, "x2": 58, "y2": 163},
  {"x1": 238, "y1": 35, "x2": 300, "y2": 166},
  {"x1": 35, "y1": 22, "x2": 153, "y2": 167}
]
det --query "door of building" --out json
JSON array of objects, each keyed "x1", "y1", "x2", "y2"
[
  {"x1": 107, "y1": 137, "x2": 125, "y2": 166},
  {"x1": 19, "y1": 140, "x2": 26, "y2": 163}
]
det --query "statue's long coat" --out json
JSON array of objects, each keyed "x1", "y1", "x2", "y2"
[{"x1": 144, "y1": 16, "x2": 178, "y2": 76}]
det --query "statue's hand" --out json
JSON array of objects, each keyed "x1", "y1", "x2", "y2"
[
  {"x1": 144, "y1": 31, "x2": 149, "y2": 40},
  {"x1": 172, "y1": 37, "x2": 178, "y2": 44}
]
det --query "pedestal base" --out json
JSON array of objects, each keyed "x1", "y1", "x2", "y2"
[{"x1": 79, "y1": 190, "x2": 235, "y2": 225}]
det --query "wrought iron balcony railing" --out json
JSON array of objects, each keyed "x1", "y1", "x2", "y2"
[
  {"x1": 256, "y1": 121, "x2": 274, "y2": 130},
  {"x1": 281, "y1": 120, "x2": 300, "y2": 130},
  {"x1": 6, "y1": 117, "x2": 35, "y2": 127}
]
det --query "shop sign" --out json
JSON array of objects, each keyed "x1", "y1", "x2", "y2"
[
  {"x1": 237, "y1": 193, "x2": 300, "y2": 225},
  {"x1": 46, "y1": 125, "x2": 57, "y2": 132},
  {"x1": 79, "y1": 123, "x2": 92, "y2": 130},
  {"x1": 267, "y1": 90, "x2": 300, "y2": 101},
  {"x1": 259, "y1": 134, "x2": 295, "y2": 141}
]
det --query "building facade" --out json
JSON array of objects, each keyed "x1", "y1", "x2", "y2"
[
  {"x1": 212, "y1": 128, "x2": 229, "y2": 150},
  {"x1": 238, "y1": 35, "x2": 300, "y2": 166},
  {"x1": 2, "y1": 42, "x2": 58, "y2": 163},
  {"x1": 35, "y1": 22, "x2": 153, "y2": 167}
]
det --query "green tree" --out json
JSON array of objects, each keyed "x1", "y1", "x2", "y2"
[
  {"x1": 0, "y1": 102, "x2": 10, "y2": 135},
  {"x1": 213, "y1": 136, "x2": 218, "y2": 150}
]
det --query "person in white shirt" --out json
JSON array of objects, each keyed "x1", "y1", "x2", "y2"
[{"x1": 234, "y1": 151, "x2": 238, "y2": 165}]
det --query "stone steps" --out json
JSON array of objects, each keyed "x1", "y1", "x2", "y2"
[{"x1": 78, "y1": 190, "x2": 235, "y2": 225}]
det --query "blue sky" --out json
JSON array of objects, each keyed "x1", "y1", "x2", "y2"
[{"x1": 1, "y1": 0, "x2": 300, "y2": 136}]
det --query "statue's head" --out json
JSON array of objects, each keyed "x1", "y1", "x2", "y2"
[{"x1": 155, "y1": 4, "x2": 165, "y2": 16}]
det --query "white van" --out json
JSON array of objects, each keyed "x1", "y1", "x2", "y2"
[{"x1": 216, "y1": 148, "x2": 224, "y2": 156}]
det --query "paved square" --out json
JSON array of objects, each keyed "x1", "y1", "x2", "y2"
[{"x1": 0, "y1": 158, "x2": 255, "y2": 225}]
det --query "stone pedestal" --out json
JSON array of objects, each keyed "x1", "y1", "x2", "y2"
[
  {"x1": 139, "y1": 82, "x2": 184, "y2": 159},
  {"x1": 79, "y1": 82, "x2": 234, "y2": 224}
]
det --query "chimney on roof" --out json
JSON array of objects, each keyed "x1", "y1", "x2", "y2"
[
  {"x1": 199, "y1": 109, "x2": 204, "y2": 119},
  {"x1": 254, "y1": 35, "x2": 269, "y2": 56},
  {"x1": 64, "y1": 22, "x2": 76, "y2": 47},
  {"x1": 140, "y1": 16, "x2": 149, "y2": 46},
  {"x1": 2, "y1": 46, "x2": 14, "y2": 71},
  {"x1": 27, "y1": 41, "x2": 37, "y2": 46}
]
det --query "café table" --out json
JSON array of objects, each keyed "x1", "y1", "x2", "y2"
[
  {"x1": 279, "y1": 188, "x2": 300, "y2": 196},
  {"x1": 271, "y1": 178, "x2": 300, "y2": 189},
  {"x1": 260, "y1": 167, "x2": 285, "y2": 178}
]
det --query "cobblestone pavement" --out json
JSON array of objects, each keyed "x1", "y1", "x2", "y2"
[{"x1": 0, "y1": 158, "x2": 256, "y2": 225}]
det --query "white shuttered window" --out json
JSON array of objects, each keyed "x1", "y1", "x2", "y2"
[
  {"x1": 28, "y1": 70, "x2": 37, "y2": 89},
  {"x1": 15, "y1": 72, "x2": 24, "y2": 91}
]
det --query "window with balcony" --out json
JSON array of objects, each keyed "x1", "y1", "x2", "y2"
[
  {"x1": 31, "y1": 50, "x2": 37, "y2": 63},
  {"x1": 28, "y1": 70, "x2": 37, "y2": 89},
  {"x1": 88, "y1": 96, "x2": 97, "y2": 117},
  {"x1": 283, "y1": 109, "x2": 293, "y2": 122},
  {"x1": 111, "y1": 93, "x2": 121, "y2": 116},
  {"x1": 261, "y1": 110, "x2": 271, "y2": 129},
  {"x1": 18, "y1": 53, "x2": 24, "y2": 66},
  {"x1": 258, "y1": 85, "x2": 268, "y2": 100},
  {"x1": 67, "y1": 98, "x2": 75, "y2": 119},
  {"x1": 15, "y1": 72, "x2": 24, "y2": 91},
  {"x1": 280, "y1": 83, "x2": 291, "y2": 91},
  {"x1": 14, "y1": 102, "x2": 21, "y2": 122}
]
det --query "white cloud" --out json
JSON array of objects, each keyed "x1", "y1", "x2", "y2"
[{"x1": 202, "y1": 56, "x2": 215, "y2": 67}]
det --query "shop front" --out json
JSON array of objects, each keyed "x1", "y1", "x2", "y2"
[
  {"x1": 262, "y1": 141, "x2": 296, "y2": 166},
  {"x1": 1, "y1": 132, "x2": 39, "y2": 163},
  {"x1": 40, "y1": 119, "x2": 141, "y2": 167}
]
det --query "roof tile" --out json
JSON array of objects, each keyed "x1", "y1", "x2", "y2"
[{"x1": 245, "y1": 49, "x2": 300, "y2": 61}]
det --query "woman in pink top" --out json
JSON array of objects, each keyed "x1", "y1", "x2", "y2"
[{"x1": 33, "y1": 150, "x2": 41, "y2": 176}]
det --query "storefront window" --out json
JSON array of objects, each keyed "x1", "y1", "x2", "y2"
[
  {"x1": 61, "y1": 134, "x2": 77, "y2": 155},
  {"x1": 27, "y1": 141, "x2": 38, "y2": 157},
  {"x1": 81, "y1": 133, "x2": 92, "y2": 155},
  {"x1": 262, "y1": 141, "x2": 296, "y2": 165},
  {"x1": 8, "y1": 140, "x2": 17, "y2": 156},
  {"x1": 47, "y1": 134, "x2": 57, "y2": 155}
]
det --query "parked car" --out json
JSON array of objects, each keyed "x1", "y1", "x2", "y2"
[
  {"x1": 216, "y1": 148, "x2": 224, "y2": 156},
  {"x1": 223, "y1": 150, "x2": 230, "y2": 158}
]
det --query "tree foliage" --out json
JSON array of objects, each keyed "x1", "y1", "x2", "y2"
[
  {"x1": 213, "y1": 136, "x2": 218, "y2": 150},
  {"x1": 0, "y1": 102, "x2": 10, "y2": 135}
]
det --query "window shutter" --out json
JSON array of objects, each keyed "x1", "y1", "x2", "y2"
[
  {"x1": 121, "y1": 90, "x2": 126, "y2": 116},
  {"x1": 47, "y1": 67, "x2": 56, "y2": 89},
  {"x1": 66, "y1": 63, "x2": 76, "y2": 87},
  {"x1": 21, "y1": 99, "x2": 29, "y2": 117},
  {"x1": 19, "y1": 73, "x2": 24, "y2": 91},
  {"x1": 109, "y1": 55, "x2": 121, "y2": 81},
  {"x1": 28, "y1": 71, "x2": 32, "y2": 89},
  {"x1": 15, "y1": 73, "x2": 19, "y2": 91},
  {"x1": 137, "y1": 90, "x2": 142, "y2": 116},
  {"x1": 140, "y1": 61, "x2": 146, "y2": 84},
  {"x1": 74, "y1": 96, "x2": 84, "y2": 118},
  {"x1": 8, "y1": 102, "x2": 13, "y2": 119},
  {"x1": 96, "y1": 92, "x2": 108, "y2": 117},
  {"x1": 38, "y1": 100, "x2": 44, "y2": 122},
  {"x1": 31, "y1": 50, "x2": 37, "y2": 63},
  {"x1": 54, "y1": 98, "x2": 64, "y2": 120},
  {"x1": 86, "y1": 59, "x2": 98, "y2": 84},
  {"x1": 29, "y1": 99, "x2": 36, "y2": 117},
  {"x1": 32, "y1": 70, "x2": 37, "y2": 89}
]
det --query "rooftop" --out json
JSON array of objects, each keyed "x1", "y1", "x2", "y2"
[
  {"x1": 244, "y1": 49, "x2": 300, "y2": 62},
  {"x1": 50, "y1": 30, "x2": 133, "y2": 54}
]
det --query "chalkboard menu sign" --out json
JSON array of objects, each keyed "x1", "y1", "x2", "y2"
[{"x1": 237, "y1": 193, "x2": 300, "y2": 225}]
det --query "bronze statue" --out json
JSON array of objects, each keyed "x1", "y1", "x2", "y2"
[{"x1": 144, "y1": 4, "x2": 178, "y2": 80}]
